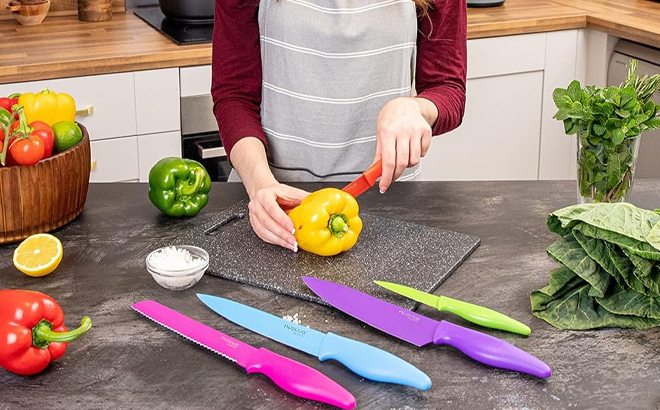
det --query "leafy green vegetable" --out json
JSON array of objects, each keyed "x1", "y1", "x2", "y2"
[
  {"x1": 531, "y1": 202, "x2": 660, "y2": 330},
  {"x1": 553, "y1": 60, "x2": 660, "y2": 202}
]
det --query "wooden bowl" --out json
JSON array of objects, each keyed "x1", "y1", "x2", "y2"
[
  {"x1": 0, "y1": 124, "x2": 91, "y2": 244},
  {"x1": 7, "y1": 0, "x2": 50, "y2": 26}
]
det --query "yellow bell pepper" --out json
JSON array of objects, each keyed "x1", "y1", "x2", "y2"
[
  {"x1": 288, "y1": 188, "x2": 363, "y2": 256},
  {"x1": 18, "y1": 89, "x2": 76, "y2": 126}
]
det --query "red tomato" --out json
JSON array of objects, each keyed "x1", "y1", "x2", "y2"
[
  {"x1": 30, "y1": 121, "x2": 54, "y2": 158},
  {"x1": 0, "y1": 98, "x2": 11, "y2": 112},
  {"x1": 9, "y1": 135, "x2": 44, "y2": 166}
]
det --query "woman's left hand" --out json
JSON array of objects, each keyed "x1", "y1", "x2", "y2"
[{"x1": 374, "y1": 97, "x2": 436, "y2": 193}]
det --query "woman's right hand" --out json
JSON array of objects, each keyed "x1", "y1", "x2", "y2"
[{"x1": 248, "y1": 182, "x2": 308, "y2": 252}]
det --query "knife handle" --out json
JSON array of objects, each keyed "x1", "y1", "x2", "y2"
[
  {"x1": 433, "y1": 321, "x2": 551, "y2": 378},
  {"x1": 244, "y1": 347, "x2": 356, "y2": 409},
  {"x1": 438, "y1": 296, "x2": 531, "y2": 336},
  {"x1": 317, "y1": 332, "x2": 432, "y2": 390}
]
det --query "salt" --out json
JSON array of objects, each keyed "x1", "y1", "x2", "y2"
[{"x1": 149, "y1": 246, "x2": 204, "y2": 271}]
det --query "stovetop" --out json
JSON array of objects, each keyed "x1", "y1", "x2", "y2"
[{"x1": 133, "y1": 7, "x2": 212, "y2": 45}]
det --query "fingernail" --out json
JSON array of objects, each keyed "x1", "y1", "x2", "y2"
[
  {"x1": 291, "y1": 228, "x2": 296, "y2": 235},
  {"x1": 379, "y1": 186, "x2": 387, "y2": 194},
  {"x1": 291, "y1": 242, "x2": 299, "y2": 253}
]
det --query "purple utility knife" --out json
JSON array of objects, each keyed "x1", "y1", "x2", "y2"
[
  {"x1": 301, "y1": 277, "x2": 552, "y2": 379},
  {"x1": 132, "y1": 300, "x2": 356, "y2": 409}
]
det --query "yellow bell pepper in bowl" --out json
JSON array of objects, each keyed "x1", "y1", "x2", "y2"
[
  {"x1": 18, "y1": 89, "x2": 76, "y2": 126},
  {"x1": 288, "y1": 188, "x2": 363, "y2": 256}
]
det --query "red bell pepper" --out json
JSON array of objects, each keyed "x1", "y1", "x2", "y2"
[{"x1": 0, "y1": 289, "x2": 92, "y2": 376}]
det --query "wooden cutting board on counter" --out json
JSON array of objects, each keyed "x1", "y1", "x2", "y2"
[{"x1": 178, "y1": 200, "x2": 481, "y2": 310}]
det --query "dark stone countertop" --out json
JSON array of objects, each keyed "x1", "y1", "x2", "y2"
[{"x1": 1, "y1": 180, "x2": 659, "y2": 410}]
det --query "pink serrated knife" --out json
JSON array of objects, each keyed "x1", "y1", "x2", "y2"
[{"x1": 132, "y1": 301, "x2": 356, "y2": 409}]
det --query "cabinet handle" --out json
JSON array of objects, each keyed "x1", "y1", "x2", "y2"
[
  {"x1": 76, "y1": 105, "x2": 94, "y2": 117},
  {"x1": 91, "y1": 160, "x2": 97, "y2": 171}
]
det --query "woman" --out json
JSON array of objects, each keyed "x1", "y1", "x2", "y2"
[{"x1": 212, "y1": 0, "x2": 467, "y2": 251}]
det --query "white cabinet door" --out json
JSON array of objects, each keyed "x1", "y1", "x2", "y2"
[
  {"x1": 135, "y1": 68, "x2": 181, "y2": 135},
  {"x1": 0, "y1": 73, "x2": 137, "y2": 141},
  {"x1": 420, "y1": 71, "x2": 544, "y2": 181},
  {"x1": 180, "y1": 65, "x2": 212, "y2": 97},
  {"x1": 90, "y1": 137, "x2": 139, "y2": 182},
  {"x1": 137, "y1": 131, "x2": 182, "y2": 182}
]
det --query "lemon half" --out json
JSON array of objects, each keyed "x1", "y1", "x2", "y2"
[{"x1": 13, "y1": 233, "x2": 63, "y2": 277}]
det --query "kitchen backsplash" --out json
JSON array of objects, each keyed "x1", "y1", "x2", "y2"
[{"x1": 1, "y1": 0, "x2": 125, "y2": 20}]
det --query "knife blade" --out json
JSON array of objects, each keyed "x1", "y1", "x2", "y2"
[
  {"x1": 197, "y1": 293, "x2": 432, "y2": 390},
  {"x1": 301, "y1": 277, "x2": 551, "y2": 379},
  {"x1": 132, "y1": 300, "x2": 356, "y2": 409},
  {"x1": 374, "y1": 280, "x2": 532, "y2": 336},
  {"x1": 342, "y1": 159, "x2": 382, "y2": 198}
]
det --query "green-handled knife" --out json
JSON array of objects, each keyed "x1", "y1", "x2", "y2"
[{"x1": 374, "y1": 281, "x2": 531, "y2": 336}]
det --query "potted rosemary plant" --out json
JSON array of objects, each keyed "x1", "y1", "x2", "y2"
[{"x1": 553, "y1": 60, "x2": 660, "y2": 203}]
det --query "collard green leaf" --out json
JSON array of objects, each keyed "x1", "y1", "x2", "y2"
[
  {"x1": 647, "y1": 220, "x2": 660, "y2": 251},
  {"x1": 531, "y1": 283, "x2": 660, "y2": 330},
  {"x1": 538, "y1": 202, "x2": 660, "y2": 330},
  {"x1": 572, "y1": 227, "x2": 619, "y2": 280},
  {"x1": 546, "y1": 235, "x2": 610, "y2": 298},
  {"x1": 548, "y1": 203, "x2": 660, "y2": 247},
  {"x1": 596, "y1": 285, "x2": 660, "y2": 319},
  {"x1": 606, "y1": 242, "x2": 647, "y2": 294},
  {"x1": 536, "y1": 266, "x2": 579, "y2": 297}
]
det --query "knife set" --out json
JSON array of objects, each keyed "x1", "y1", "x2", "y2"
[{"x1": 133, "y1": 276, "x2": 551, "y2": 409}]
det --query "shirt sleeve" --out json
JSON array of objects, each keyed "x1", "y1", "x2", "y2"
[
  {"x1": 211, "y1": 0, "x2": 266, "y2": 162},
  {"x1": 415, "y1": 0, "x2": 468, "y2": 136}
]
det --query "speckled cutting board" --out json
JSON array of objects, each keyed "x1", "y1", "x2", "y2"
[{"x1": 178, "y1": 200, "x2": 481, "y2": 310}]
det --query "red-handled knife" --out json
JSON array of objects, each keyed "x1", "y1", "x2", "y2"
[{"x1": 342, "y1": 159, "x2": 383, "y2": 198}]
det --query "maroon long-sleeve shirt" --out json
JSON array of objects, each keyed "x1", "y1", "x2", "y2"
[{"x1": 211, "y1": 0, "x2": 467, "y2": 162}]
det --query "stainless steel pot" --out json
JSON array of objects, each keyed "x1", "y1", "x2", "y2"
[{"x1": 158, "y1": 0, "x2": 213, "y2": 22}]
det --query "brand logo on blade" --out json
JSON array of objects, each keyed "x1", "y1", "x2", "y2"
[
  {"x1": 283, "y1": 324, "x2": 306, "y2": 337},
  {"x1": 398, "y1": 310, "x2": 421, "y2": 322},
  {"x1": 220, "y1": 335, "x2": 240, "y2": 349}
]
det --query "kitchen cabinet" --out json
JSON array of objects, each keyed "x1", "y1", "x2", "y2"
[
  {"x1": 90, "y1": 137, "x2": 139, "y2": 182},
  {"x1": 420, "y1": 30, "x2": 587, "y2": 181},
  {"x1": 137, "y1": 131, "x2": 182, "y2": 182},
  {"x1": 421, "y1": 71, "x2": 544, "y2": 181},
  {"x1": 0, "y1": 68, "x2": 182, "y2": 183},
  {"x1": 0, "y1": 73, "x2": 137, "y2": 141}
]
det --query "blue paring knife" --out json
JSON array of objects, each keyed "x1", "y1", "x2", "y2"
[{"x1": 197, "y1": 293, "x2": 432, "y2": 390}]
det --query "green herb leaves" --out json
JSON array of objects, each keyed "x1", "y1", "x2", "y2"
[
  {"x1": 531, "y1": 203, "x2": 660, "y2": 330},
  {"x1": 553, "y1": 60, "x2": 660, "y2": 202}
]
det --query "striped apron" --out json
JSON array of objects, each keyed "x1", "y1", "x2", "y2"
[{"x1": 238, "y1": 0, "x2": 420, "y2": 182}]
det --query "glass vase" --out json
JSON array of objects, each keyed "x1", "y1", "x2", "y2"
[{"x1": 576, "y1": 133, "x2": 642, "y2": 204}]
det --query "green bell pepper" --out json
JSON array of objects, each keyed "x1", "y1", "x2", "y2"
[{"x1": 148, "y1": 157, "x2": 212, "y2": 217}]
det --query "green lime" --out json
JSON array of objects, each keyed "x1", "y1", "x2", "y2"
[{"x1": 52, "y1": 121, "x2": 83, "y2": 153}]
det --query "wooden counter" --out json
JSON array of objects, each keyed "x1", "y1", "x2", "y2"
[{"x1": 1, "y1": 0, "x2": 660, "y2": 84}]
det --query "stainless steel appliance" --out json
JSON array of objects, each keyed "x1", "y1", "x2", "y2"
[
  {"x1": 608, "y1": 40, "x2": 660, "y2": 178},
  {"x1": 181, "y1": 93, "x2": 232, "y2": 182}
]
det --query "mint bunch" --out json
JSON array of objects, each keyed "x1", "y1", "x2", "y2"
[{"x1": 553, "y1": 60, "x2": 660, "y2": 202}]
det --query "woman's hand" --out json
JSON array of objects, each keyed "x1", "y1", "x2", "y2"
[
  {"x1": 247, "y1": 182, "x2": 308, "y2": 252},
  {"x1": 229, "y1": 137, "x2": 308, "y2": 251},
  {"x1": 374, "y1": 97, "x2": 437, "y2": 193}
]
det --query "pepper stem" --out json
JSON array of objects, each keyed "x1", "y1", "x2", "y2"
[
  {"x1": 328, "y1": 214, "x2": 349, "y2": 238},
  {"x1": 178, "y1": 168, "x2": 203, "y2": 196},
  {"x1": 32, "y1": 316, "x2": 92, "y2": 349}
]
